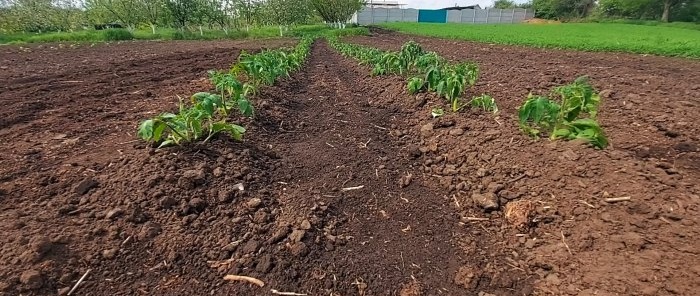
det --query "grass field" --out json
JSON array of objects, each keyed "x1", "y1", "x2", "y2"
[
  {"x1": 380, "y1": 22, "x2": 700, "y2": 58},
  {"x1": 0, "y1": 25, "x2": 331, "y2": 44}
]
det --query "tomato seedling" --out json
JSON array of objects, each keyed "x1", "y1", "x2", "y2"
[
  {"x1": 518, "y1": 76, "x2": 608, "y2": 148},
  {"x1": 470, "y1": 94, "x2": 499, "y2": 113}
]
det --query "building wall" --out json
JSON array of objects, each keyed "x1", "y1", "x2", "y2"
[{"x1": 355, "y1": 8, "x2": 534, "y2": 25}]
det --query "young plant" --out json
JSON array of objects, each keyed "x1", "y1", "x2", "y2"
[
  {"x1": 470, "y1": 95, "x2": 499, "y2": 113},
  {"x1": 518, "y1": 94, "x2": 560, "y2": 137},
  {"x1": 431, "y1": 107, "x2": 444, "y2": 118},
  {"x1": 407, "y1": 77, "x2": 425, "y2": 94},
  {"x1": 328, "y1": 37, "x2": 480, "y2": 113},
  {"x1": 518, "y1": 76, "x2": 608, "y2": 148},
  {"x1": 138, "y1": 97, "x2": 246, "y2": 148},
  {"x1": 206, "y1": 72, "x2": 254, "y2": 117}
]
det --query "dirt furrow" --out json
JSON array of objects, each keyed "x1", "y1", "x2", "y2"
[{"x1": 246, "y1": 41, "x2": 534, "y2": 295}]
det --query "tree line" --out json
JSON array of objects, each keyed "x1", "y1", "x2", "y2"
[
  {"x1": 494, "y1": 0, "x2": 699, "y2": 22},
  {"x1": 0, "y1": 0, "x2": 364, "y2": 33}
]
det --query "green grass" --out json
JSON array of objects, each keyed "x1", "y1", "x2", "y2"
[
  {"x1": 584, "y1": 18, "x2": 700, "y2": 31},
  {"x1": 0, "y1": 25, "x2": 331, "y2": 44},
  {"x1": 380, "y1": 22, "x2": 700, "y2": 58}
]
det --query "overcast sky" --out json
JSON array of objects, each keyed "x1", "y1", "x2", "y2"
[{"x1": 397, "y1": 0, "x2": 529, "y2": 9}]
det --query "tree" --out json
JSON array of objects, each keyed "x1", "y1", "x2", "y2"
[
  {"x1": 85, "y1": 0, "x2": 144, "y2": 30},
  {"x1": 532, "y1": 0, "x2": 595, "y2": 19},
  {"x1": 237, "y1": 0, "x2": 260, "y2": 29},
  {"x1": 494, "y1": 0, "x2": 516, "y2": 9},
  {"x1": 597, "y1": 0, "x2": 699, "y2": 22},
  {"x1": 141, "y1": 0, "x2": 164, "y2": 33},
  {"x1": 311, "y1": 0, "x2": 363, "y2": 26},
  {"x1": 263, "y1": 0, "x2": 314, "y2": 34},
  {"x1": 165, "y1": 0, "x2": 197, "y2": 29}
]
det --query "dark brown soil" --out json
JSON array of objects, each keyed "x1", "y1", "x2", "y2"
[
  {"x1": 0, "y1": 31, "x2": 698, "y2": 296},
  {"x1": 344, "y1": 29, "x2": 700, "y2": 295}
]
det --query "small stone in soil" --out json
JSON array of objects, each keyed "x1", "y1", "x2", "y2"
[
  {"x1": 449, "y1": 128, "x2": 465, "y2": 136},
  {"x1": 223, "y1": 240, "x2": 241, "y2": 252},
  {"x1": 246, "y1": 198, "x2": 262, "y2": 208},
  {"x1": 29, "y1": 236, "x2": 53, "y2": 255},
  {"x1": 420, "y1": 123, "x2": 434, "y2": 136},
  {"x1": 290, "y1": 242, "x2": 309, "y2": 256},
  {"x1": 289, "y1": 229, "x2": 306, "y2": 242},
  {"x1": 300, "y1": 220, "x2": 312, "y2": 230},
  {"x1": 545, "y1": 273, "x2": 561, "y2": 286},
  {"x1": 524, "y1": 239, "x2": 536, "y2": 249},
  {"x1": 159, "y1": 197, "x2": 178, "y2": 209},
  {"x1": 102, "y1": 248, "x2": 118, "y2": 259},
  {"x1": 182, "y1": 214, "x2": 198, "y2": 225},
  {"x1": 255, "y1": 254, "x2": 274, "y2": 273},
  {"x1": 218, "y1": 190, "x2": 233, "y2": 203},
  {"x1": 138, "y1": 221, "x2": 162, "y2": 240},
  {"x1": 58, "y1": 205, "x2": 78, "y2": 215},
  {"x1": 399, "y1": 174, "x2": 413, "y2": 188},
  {"x1": 240, "y1": 240, "x2": 260, "y2": 254},
  {"x1": 562, "y1": 149, "x2": 580, "y2": 161},
  {"x1": 19, "y1": 269, "x2": 43, "y2": 289},
  {"x1": 126, "y1": 205, "x2": 148, "y2": 223},
  {"x1": 178, "y1": 169, "x2": 206, "y2": 189},
  {"x1": 472, "y1": 193, "x2": 499, "y2": 211},
  {"x1": 106, "y1": 208, "x2": 124, "y2": 220},
  {"x1": 486, "y1": 182, "x2": 504, "y2": 193},
  {"x1": 188, "y1": 198, "x2": 207, "y2": 212},
  {"x1": 454, "y1": 266, "x2": 477, "y2": 289},
  {"x1": 74, "y1": 178, "x2": 99, "y2": 195}
]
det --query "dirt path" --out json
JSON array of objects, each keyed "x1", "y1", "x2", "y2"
[{"x1": 250, "y1": 41, "x2": 497, "y2": 295}]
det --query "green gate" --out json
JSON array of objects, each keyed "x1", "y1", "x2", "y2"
[{"x1": 418, "y1": 9, "x2": 447, "y2": 23}]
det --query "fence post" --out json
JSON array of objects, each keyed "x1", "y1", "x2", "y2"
[
  {"x1": 511, "y1": 8, "x2": 515, "y2": 23},
  {"x1": 498, "y1": 9, "x2": 502, "y2": 23},
  {"x1": 486, "y1": 9, "x2": 490, "y2": 23}
]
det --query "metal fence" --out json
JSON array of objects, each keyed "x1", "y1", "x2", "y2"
[{"x1": 354, "y1": 8, "x2": 535, "y2": 25}]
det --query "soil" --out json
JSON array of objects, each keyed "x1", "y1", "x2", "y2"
[
  {"x1": 344, "y1": 29, "x2": 700, "y2": 295},
  {"x1": 0, "y1": 31, "x2": 699, "y2": 296}
]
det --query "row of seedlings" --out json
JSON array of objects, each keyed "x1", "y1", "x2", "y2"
[
  {"x1": 328, "y1": 35, "x2": 608, "y2": 148},
  {"x1": 138, "y1": 36, "x2": 314, "y2": 147}
]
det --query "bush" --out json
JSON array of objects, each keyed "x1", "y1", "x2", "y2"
[
  {"x1": 103, "y1": 29, "x2": 133, "y2": 41},
  {"x1": 331, "y1": 27, "x2": 369, "y2": 37},
  {"x1": 171, "y1": 30, "x2": 191, "y2": 40},
  {"x1": 172, "y1": 30, "x2": 249, "y2": 40}
]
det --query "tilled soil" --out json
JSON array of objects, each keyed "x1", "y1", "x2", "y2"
[
  {"x1": 344, "y1": 29, "x2": 700, "y2": 295},
  {"x1": 0, "y1": 32, "x2": 698, "y2": 296}
]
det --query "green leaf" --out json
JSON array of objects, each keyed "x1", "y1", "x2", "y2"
[
  {"x1": 431, "y1": 108, "x2": 444, "y2": 118},
  {"x1": 552, "y1": 128, "x2": 571, "y2": 138},
  {"x1": 152, "y1": 121, "x2": 166, "y2": 143},
  {"x1": 212, "y1": 122, "x2": 246, "y2": 141},
  {"x1": 238, "y1": 99, "x2": 254, "y2": 117},
  {"x1": 407, "y1": 77, "x2": 424, "y2": 94},
  {"x1": 470, "y1": 95, "x2": 498, "y2": 113},
  {"x1": 138, "y1": 119, "x2": 154, "y2": 140},
  {"x1": 158, "y1": 139, "x2": 174, "y2": 148},
  {"x1": 160, "y1": 113, "x2": 177, "y2": 119}
]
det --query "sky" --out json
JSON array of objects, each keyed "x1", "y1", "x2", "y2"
[{"x1": 396, "y1": 0, "x2": 530, "y2": 9}]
